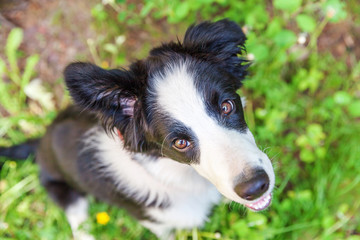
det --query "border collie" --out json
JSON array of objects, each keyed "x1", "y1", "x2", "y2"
[{"x1": 0, "y1": 19, "x2": 275, "y2": 239}]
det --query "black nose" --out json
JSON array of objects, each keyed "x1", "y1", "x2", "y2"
[{"x1": 234, "y1": 169, "x2": 269, "y2": 200}]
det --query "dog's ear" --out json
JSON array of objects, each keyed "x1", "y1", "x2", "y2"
[
  {"x1": 64, "y1": 62, "x2": 143, "y2": 117},
  {"x1": 183, "y1": 19, "x2": 248, "y2": 87},
  {"x1": 64, "y1": 62, "x2": 148, "y2": 151}
]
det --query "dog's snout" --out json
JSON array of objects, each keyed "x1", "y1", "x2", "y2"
[{"x1": 234, "y1": 169, "x2": 269, "y2": 201}]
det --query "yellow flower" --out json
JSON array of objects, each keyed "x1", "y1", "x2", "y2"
[{"x1": 96, "y1": 212, "x2": 110, "y2": 225}]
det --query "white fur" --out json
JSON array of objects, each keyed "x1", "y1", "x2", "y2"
[
  {"x1": 154, "y1": 61, "x2": 275, "y2": 205},
  {"x1": 65, "y1": 197, "x2": 94, "y2": 240},
  {"x1": 88, "y1": 128, "x2": 221, "y2": 236}
]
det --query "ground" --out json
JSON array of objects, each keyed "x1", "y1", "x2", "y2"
[{"x1": 1, "y1": 0, "x2": 359, "y2": 106}]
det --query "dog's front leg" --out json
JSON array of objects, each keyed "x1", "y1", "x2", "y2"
[{"x1": 65, "y1": 197, "x2": 94, "y2": 240}]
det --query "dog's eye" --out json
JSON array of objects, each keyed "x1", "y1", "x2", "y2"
[
  {"x1": 173, "y1": 139, "x2": 190, "y2": 151},
  {"x1": 221, "y1": 100, "x2": 235, "y2": 116}
]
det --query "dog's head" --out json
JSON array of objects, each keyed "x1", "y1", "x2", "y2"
[{"x1": 65, "y1": 19, "x2": 275, "y2": 211}]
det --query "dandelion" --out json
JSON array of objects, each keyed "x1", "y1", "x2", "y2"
[{"x1": 96, "y1": 212, "x2": 110, "y2": 225}]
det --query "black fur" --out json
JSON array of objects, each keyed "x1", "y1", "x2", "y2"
[
  {"x1": 64, "y1": 19, "x2": 248, "y2": 158},
  {"x1": 76, "y1": 136, "x2": 167, "y2": 218},
  {"x1": 64, "y1": 62, "x2": 150, "y2": 153},
  {"x1": 150, "y1": 19, "x2": 248, "y2": 88},
  {"x1": 149, "y1": 115, "x2": 201, "y2": 164},
  {"x1": 188, "y1": 60, "x2": 248, "y2": 132},
  {"x1": 0, "y1": 139, "x2": 39, "y2": 160}
]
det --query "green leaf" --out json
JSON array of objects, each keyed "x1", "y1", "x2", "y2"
[
  {"x1": 347, "y1": 236, "x2": 360, "y2": 240},
  {"x1": 171, "y1": 2, "x2": 190, "y2": 23},
  {"x1": 347, "y1": 101, "x2": 360, "y2": 117},
  {"x1": 0, "y1": 78, "x2": 17, "y2": 115},
  {"x1": 322, "y1": 0, "x2": 347, "y2": 23},
  {"x1": 245, "y1": 5, "x2": 269, "y2": 29},
  {"x1": 265, "y1": 17, "x2": 283, "y2": 37},
  {"x1": 0, "y1": 58, "x2": 5, "y2": 76},
  {"x1": 117, "y1": 12, "x2": 127, "y2": 22},
  {"x1": 247, "y1": 211, "x2": 268, "y2": 228},
  {"x1": 20, "y1": 54, "x2": 39, "y2": 107},
  {"x1": 255, "y1": 108, "x2": 267, "y2": 119},
  {"x1": 315, "y1": 147, "x2": 326, "y2": 159},
  {"x1": 232, "y1": 220, "x2": 250, "y2": 237},
  {"x1": 6, "y1": 28, "x2": 23, "y2": 54},
  {"x1": 321, "y1": 215, "x2": 335, "y2": 229},
  {"x1": 128, "y1": 3, "x2": 136, "y2": 11},
  {"x1": 308, "y1": 68, "x2": 324, "y2": 93},
  {"x1": 140, "y1": 1, "x2": 155, "y2": 17},
  {"x1": 296, "y1": 190, "x2": 312, "y2": 201},
  {"x1": 334, "y1": 91, "x2": 352, "y2": 105},
  {"x1": 307, "y1": 124, "x2": 325, "y2": 145},
  {"x1": 296, "y1": 14, "x2": 316, "y2": 32},
  {"x1": 91, "y1": 4, "x2": 108, "y2": 21},
  {"x1": 248, "y1": 44, "x2": 270, "y2": 62},
  {"x1": 22, "y1": 54, "x2": 39, "y2": 89},
  {"x1": 296, "y1": 135, "x2": 308, "y2": 147},
  {"x1": 272, "y1": 30, "x2": 297, "y2": 48},
  {"x1": 297, "y1": 68, "x2": 323, "y2": 93},
  {"x1": 5, "y1": 28, "x2": 23, "y2": 85},
  {"x1": 300, "y1": 149, "x2": 315, "y2": 163},
  {"x1": 0, "y1": 58, "x2": 20, "y2": 114},
  {"x1": 292, "y1": 68, "x2": 308, "y2": 89},
  {"x1": 190, "y1": 0, "x2": 215, "y2": 10},
  {"x1": 273, "y1": 0, "x2": 302, "y2": 13},
  {"x1": 103, "y1": 43, "x2": 118, "y2": 55}
]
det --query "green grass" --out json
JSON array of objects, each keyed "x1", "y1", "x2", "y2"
[{"x1": 1, "y1": 0, "x2": 360, "y2": 239}]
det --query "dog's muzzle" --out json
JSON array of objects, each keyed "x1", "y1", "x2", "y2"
[{"x1": 234, "y1": 168, "x2": 272, "y2": 211}]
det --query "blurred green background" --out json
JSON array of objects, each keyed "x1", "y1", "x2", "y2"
[{"x1": 0, "y1": 0, "x2": 359, "y2": 239}]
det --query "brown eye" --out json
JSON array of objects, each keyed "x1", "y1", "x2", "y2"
[
  {"x1": 173, "y1": 139, "x2": 190, "y2": 151},
  {"x1": 221, "y1": 100, "x2": 235, "y2": 115}
]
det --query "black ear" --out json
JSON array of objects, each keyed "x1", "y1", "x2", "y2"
[
  {"x1": 183, "y1": 19, "x2": 248, "y2": 84},
  {"x1": 64, "y1": 62, "x2": 142, "y2": 117},
  {"x1": 64, "y1": 62, "x2": 148, "y2": 151}
]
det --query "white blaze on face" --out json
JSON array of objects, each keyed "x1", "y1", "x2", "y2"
[{"x1": 153, "y1": 61, "x2": 275, "y2": 204}]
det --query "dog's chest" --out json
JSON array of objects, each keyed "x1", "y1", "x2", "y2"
[
  {"x1": 87, "y1": 129, "x2": 221, "y2": 225},
  {"x1": 134, "y1": 153, "x2": 222, "y2": 227}
]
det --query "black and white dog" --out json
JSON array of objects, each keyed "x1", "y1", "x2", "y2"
[{"x1": 1, "y1": 19, "x2": 275, "y2": 239}]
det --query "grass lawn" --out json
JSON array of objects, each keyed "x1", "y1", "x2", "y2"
[{"x1": 1, "y1": 0, "x2": 360, "y2": 239}]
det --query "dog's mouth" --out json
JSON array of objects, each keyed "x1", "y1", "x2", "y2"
[{"x1": 244, "y1": 193, "x2": 272, "y2": 211}]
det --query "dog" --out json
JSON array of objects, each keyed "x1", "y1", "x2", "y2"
[{"x1": 0, "y1": 19, "x2": 275, "y2": 239}]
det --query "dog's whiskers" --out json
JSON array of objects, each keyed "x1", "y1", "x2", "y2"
[
  {"x1": 270, "y1": 152, "x2": 280, "y2": 162},
  {"x1": 160, "y1": 133, "x2": 172, "y2": 157},
  {"x1": 262, "y1": 146, "x2": 271, "y2": 153}
]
